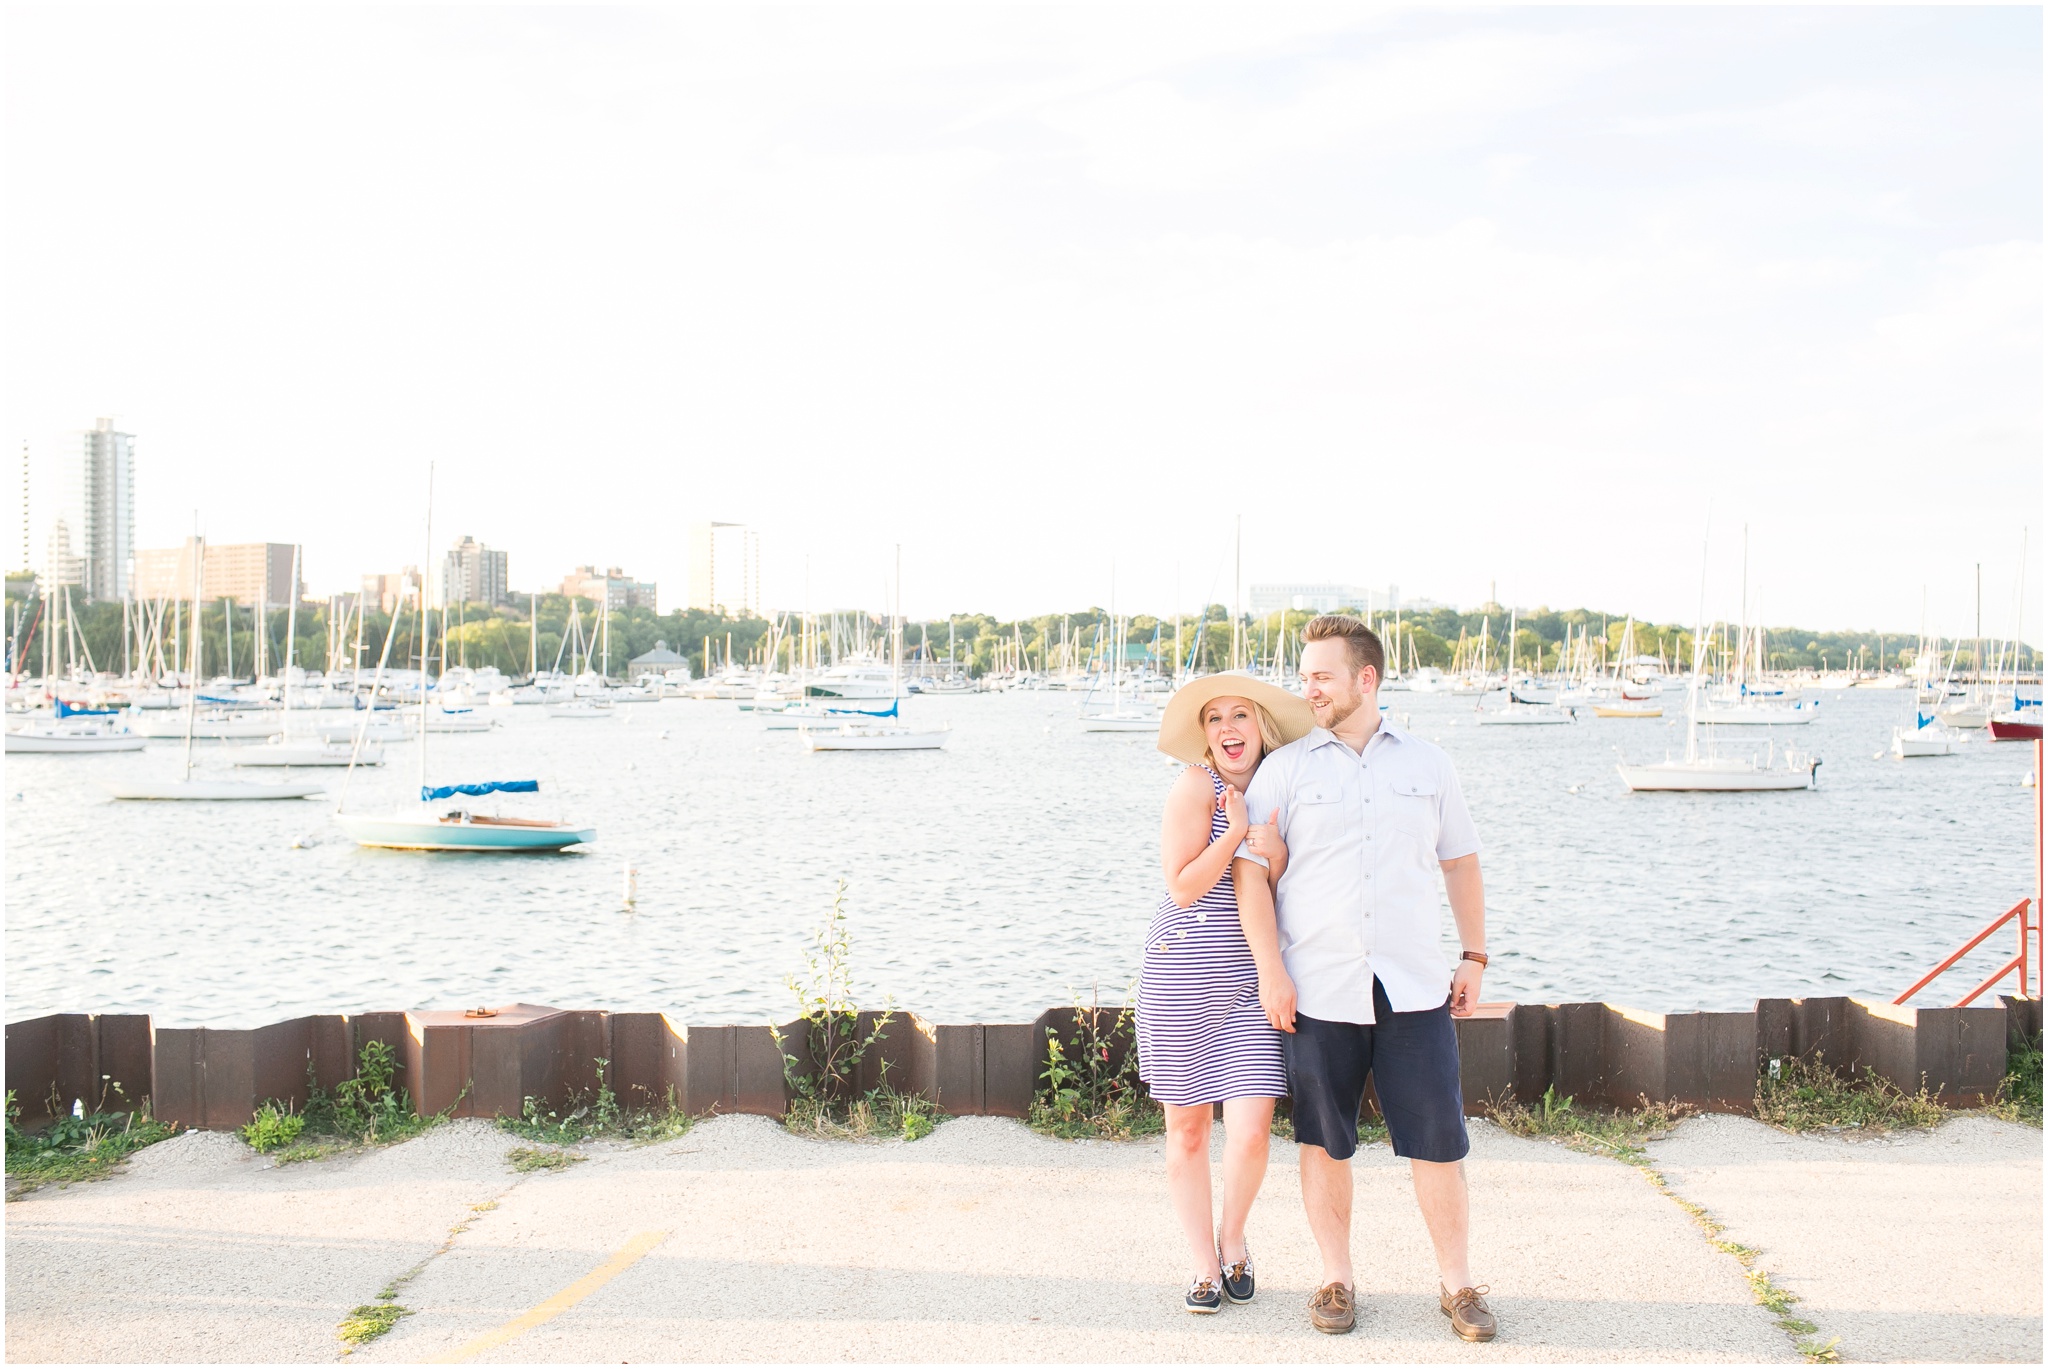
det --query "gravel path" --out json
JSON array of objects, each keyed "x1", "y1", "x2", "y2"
[{"x1": 4, "y1": 1112, "x2": 2033, "y2": 1362}]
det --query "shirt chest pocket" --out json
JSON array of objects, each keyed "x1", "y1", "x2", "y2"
[
  {"x1": 1290, "y1": 781, "x2": 1346, "y2": 837},
  {"x1": 1388, "y1": 777, "x2": 1438, "y2": 851}
]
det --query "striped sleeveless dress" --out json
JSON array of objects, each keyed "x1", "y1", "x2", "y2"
[{"x1": 1135, "y1": 765, "x2": 1289, "y2": 1106}]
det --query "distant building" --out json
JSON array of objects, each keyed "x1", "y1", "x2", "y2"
[
  {"x1": 33, "y1": 419, "x2": 135, "y2": 601},
  {"x1": 1248, "y1": 582, "x2": 1401, "y2": 615},
  {"x1": 134, "y1": 538, "x2": 302, "y2": 606},
  {"x1": 627, "y1": 640, "x2": 689, "y2": 679},
  {"x1": 361, "y1": 567, "x2": 422, "y2": 614},
  {"x1": 687, "y1": 521, "x2": 760, "y2": 616},
  {"x1": 560, "y1": 565, "x2": 657, "y2": 612},
  {"x1": 439, "y1": 535, "x2": 509, "y2": 608}
]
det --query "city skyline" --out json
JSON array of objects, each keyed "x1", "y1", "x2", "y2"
[{"x1": 2, "y1": 7, "x2": 2038, "y2": 641}]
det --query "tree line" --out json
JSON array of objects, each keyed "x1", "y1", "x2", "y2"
[{"x1": 6, "y1": 581, "x2": 2035, "y2": 680}]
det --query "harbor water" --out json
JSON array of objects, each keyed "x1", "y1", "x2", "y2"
[{"x1": 4, "y1": 689, "x2": 2037, "y2": 1027}]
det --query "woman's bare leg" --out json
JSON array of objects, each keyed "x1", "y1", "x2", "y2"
[
  {"x1": 1218, "y1": 1096, "x2": 1276, "y2": 1262},
  {"x1": 1162, "y1": 1102, "x2": 1218, "y2": 1280}
]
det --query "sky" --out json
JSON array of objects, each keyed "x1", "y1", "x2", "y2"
[{"x1": 2, "y1": 4, "x2": 2040, "y2": 640}]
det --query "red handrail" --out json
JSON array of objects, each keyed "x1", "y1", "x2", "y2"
[{"x1": 1894, "y1": 899, "x2": 2033, "y2": 1007}]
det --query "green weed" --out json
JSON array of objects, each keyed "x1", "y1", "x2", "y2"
[
  {"x1": 1988, "y1": 1034, "x2": 2042, "y2": 1125},
  {"x1": 1485, "y1": 1086, "x2": 1692, "y2": 1159},
  {"x1": 240, "y1": 1101, "x2": 306, "y2": 1153},
  {"x1": 497, "y1": 1064, "x2": 698, "y2": 1147},
  {"x1": 5, "y1": 1087, "x2": 181, "y2": 1198},
  {"x1": 506, "y1": 1145, "x2": 584, "y2": 1173},
  {"x1": 1755, "y1": 1054, "x2": 1945, "y2": 1134},
  {"x1": 337, "y1": 1300, "x2": 411, "y2": 1345},
  {"x1": 771, "y1": 881, "x2": 943, "y2": 1142},
  {"x1": 1028, "y1": 984, "x2": 1163, "y2": 1141}
]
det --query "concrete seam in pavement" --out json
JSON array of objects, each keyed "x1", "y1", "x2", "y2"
[
  {"x1": 340, "y1": 1174, "x2": 526, "y2": 1359},
  {"x1": 1584, "y1": 1139, "x2": 1840, "y2": 1364}
]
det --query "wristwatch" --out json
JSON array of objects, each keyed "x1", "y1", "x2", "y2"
[{"x1": 1460, "y1": 950, "x2": 1489, "y2": 967}]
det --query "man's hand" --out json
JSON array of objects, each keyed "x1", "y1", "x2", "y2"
[
  {"x1": 1258, "y1": 965, "x2": 1298, "y2": 1033},
  {"x1": 1245, "y1": 806, "x2": 1286, "y2": 863},
  {"x1": 1449, "y1": 958, "x2": 1483, "y2": 1017}
]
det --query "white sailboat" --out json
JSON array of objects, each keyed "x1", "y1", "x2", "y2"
[
  {"x1": 1476, "y1": 609, "x2": 1573, "y2": 725},
  {"x1": 334, "y1": 470, "x2": 595, "y2": 850},
  {"x1": 107, "y1": 538, "x2": 324, "y2": 801},
  {"x1": 801, "y1": 547, "x2": 950, "y2": 752},
  {"x1": 1617, "y1": 526, "x2": 1820, "y2": 793}
]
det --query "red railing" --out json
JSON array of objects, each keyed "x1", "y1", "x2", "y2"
[{"x1": 1893, "y1": 899, "x2": 2036, "y2": 1008}]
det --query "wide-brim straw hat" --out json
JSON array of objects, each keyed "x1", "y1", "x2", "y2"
[{"x1": 1156, "y1": 672, "x2": 1317, "y2": 767}]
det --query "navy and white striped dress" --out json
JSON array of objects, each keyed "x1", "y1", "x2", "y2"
[{"x1": 1135, "y1": 765, "x2": 1289, "y2": 1106}]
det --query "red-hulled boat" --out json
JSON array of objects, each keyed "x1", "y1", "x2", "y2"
[{"x1": 1988, "y1": 714, "x2": 2043, "y2": 741}]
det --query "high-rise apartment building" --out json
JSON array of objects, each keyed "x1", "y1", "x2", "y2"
[
  {"x1": 559, "y1": 565, "x2": 657, "y2": 612},
  {"x1": 34, "y1": 419, "x2": 135, "y2": 600},
  {"x1": 687, "y1": 521, "x2": 760, "y2": 616},
  {"x1": 362, "y1": 568, "x2": 422, "y2": 614},
  {"x1": 439, "y1": 535, "x2": 508, "y2": 608},
  {"x1": 134, "y1": 539, "x2": 302, "y2": 606},
  {"x1": 1247, "y1": 583, "x2": 1402, "y2": 616}
]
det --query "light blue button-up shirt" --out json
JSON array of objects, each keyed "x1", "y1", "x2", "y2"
[{"x1": 1239, "y1": 718, "x2": 1480, "y2": 1024}]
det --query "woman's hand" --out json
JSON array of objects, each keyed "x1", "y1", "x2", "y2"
[
  {"x1": 1220, "y1": 786, "x2": 1249, "y2": 839},
  {"x1": 1258, "y1": 963, "x2": 1297, "y2": 1033},
  {"x1": 1246, "y1": 808, "x2": 1286, "y2": 865}
]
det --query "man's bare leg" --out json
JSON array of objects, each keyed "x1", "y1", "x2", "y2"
[
  {"x1": 1298, "y1": 1143, "x2": 1354, "y2": 1288},
  {"x1": 1411, "y1": 1158, "x2": 1470, "y2": 1291}
]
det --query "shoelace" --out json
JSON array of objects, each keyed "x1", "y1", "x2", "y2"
[
  {"x1": 1448, "y1": 1284, "x2": 1492, "y2": 1310},
  {"x1": 1308, "y1": 1284, "x2": 1350, "y2": 1311},
  {"x1": 1189, "y1": 1277, "x2": 1220, "y2": 1298}
]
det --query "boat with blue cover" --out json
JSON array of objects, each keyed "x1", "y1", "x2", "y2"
[{"x1": 335, "y1": 779, "x2": 596, "y2": 851}]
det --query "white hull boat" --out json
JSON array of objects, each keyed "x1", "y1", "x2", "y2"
[
  {"x1": 1615, "y1": 754, "x2": 1818, "y2": 792},
  {"x1": 312, "y1": 718, "x2": 407, "y2": 742},
  {"x1": 1935, "y1": 703, "x2": 1994, "y2": 730},
  {"x1": 1891, "y1": 724, "x2": 1959, "y2": 758},
  {"x1": 418, "y1": 711, "x2": 496, "y2": 733},
  {"x1": 6, "y1": 722, "x2": 148, "y2": 753},
  {"x1": 1594, "y1": 702, "x2": 1663, "y2": 718},
  {"x1": 1691, "y1": 702, "x2": 1818, "y2": 726},
  {"x1": 130, "y1": 711, "x2": 283, "y2": 740},
  {"x1": 799, "y1": 723, "x2": 951, "y2": 751},
  {"x1": 336, "y1": 811, "x2": 595, "y2": 851},
  {"x1": 547, "y1": 701, "x2": 614, "y2": 719},
  {"x1": 1476, "y1": 703, "x2": 1574, "y2": 726},
  {"x1": 1080, "y1": 710, "x2": 1160, "y2": 733},
  {"x1": 106, "y1": 778, "x2": 327, "y2": 800},
  {"x1": 231, "y1": 742, "x2": 386, "y2": 767}
]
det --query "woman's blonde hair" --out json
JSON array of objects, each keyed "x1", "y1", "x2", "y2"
[{"x1": 1201, "y1": 698, "x2": 1285, "y2": 770}]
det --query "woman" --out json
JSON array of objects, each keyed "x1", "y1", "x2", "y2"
[{"x1": 1139, "y1": 674, "x2": 1313, "y2": 1314}]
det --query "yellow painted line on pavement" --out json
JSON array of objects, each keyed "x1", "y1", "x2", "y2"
[{"x1": 431, "y1": 1229, "x2": 669, "y2": 1363}]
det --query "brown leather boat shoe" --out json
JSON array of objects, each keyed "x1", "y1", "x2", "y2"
[
  {"x1": 1441, "y1": 1284, "x2": 1497, "y2": 1342},
  {"x1": 1307, "y1": 1282, "x2": 1356, "y2": 1334}
]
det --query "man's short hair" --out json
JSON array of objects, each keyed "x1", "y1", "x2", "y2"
[{"x1": 1301, "y1": 614, "x2": 1385, "y2": 682}]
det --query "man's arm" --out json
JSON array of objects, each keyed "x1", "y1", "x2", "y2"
[
  {"x1": 1233, "y1": 856, "x2": 1296, "y2": 1032},
  {"x1": 1441, "y1": 853, "x2": 1486, "y2": 1017}
]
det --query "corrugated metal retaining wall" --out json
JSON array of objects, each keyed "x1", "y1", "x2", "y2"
[{"x1": 6, "y1": 996, "x2": 2040, "y2": 1132}]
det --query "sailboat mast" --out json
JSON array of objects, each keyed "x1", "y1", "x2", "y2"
[
  {"x1": 419, "y1": 465, "x2": 433, "y2": 803},
  {"x1": 182, "y1": 539, "x2": 205, "y2": 781},
  {"x1": 281, "y1": 544, "x2": 301, "y2": 738}
]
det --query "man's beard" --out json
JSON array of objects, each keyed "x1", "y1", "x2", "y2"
[{"x1": 1318, "y1": 688, "x2": 1364, "y2": 728}]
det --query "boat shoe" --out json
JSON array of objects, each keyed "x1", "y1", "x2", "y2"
[
  {"x1": 1185, "y1": 1274, "x2": 1223, "y2": 1314},
  {"x1": 1307, "y1": 1281, "x2": 1356, "y2": 1334},
  {"x1": 1440, "y1": 1284, "x2": 1498, "y2": 1342},
  {"x1": 1217, "y1": 1239, "x2": 1255, "y2": 1304}
]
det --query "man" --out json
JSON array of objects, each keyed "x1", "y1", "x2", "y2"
[{"x1": 1231, "y1": 613, "x2": 1496, "y2": 1341}]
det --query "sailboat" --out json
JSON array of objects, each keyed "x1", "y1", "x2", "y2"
[
  {"x1": 1891, "y1": 710, "x2": 1961, "y2": 758},
  {"x1": 1476, "y1": 608, "x2": 1573, "y2": 725},
  {"x1": 1081, "y1": 567, "x2": 1162, "y2": 732},
  {"x1": 6, "y1": 699, "x2": 148, "y2": 753},
  {"x1": 333, "y1": 471, "x2": 596, "y2": 850},
  {"x1": 106, "y1": 536, "x2": 324, "y2": 800},
  {"x1": 801, "y1": 547, "x2": 950, "y2": 752},
  {"x1": 1617, "y1": 526, "x2": 1819, "y2": 793}
]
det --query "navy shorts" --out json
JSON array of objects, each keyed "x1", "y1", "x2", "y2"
[{"x1": 1284, "y1": 978, "x2": 1469, "y2": 1163}]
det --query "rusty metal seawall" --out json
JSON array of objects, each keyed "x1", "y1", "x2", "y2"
[{"x1": 6, "y1": 996, "x2": 2040, "y2": 1132}]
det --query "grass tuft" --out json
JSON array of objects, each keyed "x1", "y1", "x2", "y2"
[
  {"x1": 1485, "y1": 1086, "x2": 1692, "y2": 1159},
  {"x1": 1987, "y1": 1035, "x2": 2042, "y2": 1125},
  {"x1": 240, "y1": 1100, "x2": 306, "y2": 1153},
  {"x1": 506, "y1": 1145, "x2": 583, "y2": 1173},
  {"x1": 498, "y1": 1064, "x2": 699, "y2": 1148},
  {"x1": 1754, "y1": 1054, "x2": 1944, "y2": 1134},
  {"x1": 5, "y1": 1088, "x2": 181, "y2": 1198},
  {"x1": 337, "y1": 1301, "x2": 411, "y2": 1345},
  {"x1": 785, "y1": 1092, "x2": 942, "y2": 1143}
]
